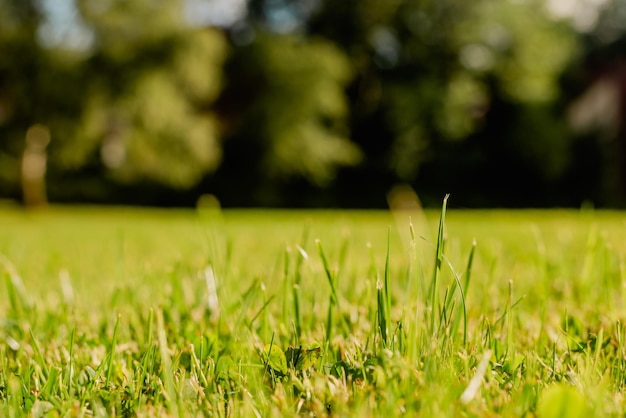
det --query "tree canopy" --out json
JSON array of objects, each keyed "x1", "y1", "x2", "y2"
[{"x1": 1, "y1": 0, "x2": 626, "y2": 207}]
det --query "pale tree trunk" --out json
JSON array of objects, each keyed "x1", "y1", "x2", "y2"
[{"x1": 21, "y1": 124, "x2": 50, "y2": 208}]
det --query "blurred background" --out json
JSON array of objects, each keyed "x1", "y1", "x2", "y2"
[{"x1": 1, "y1": 0, "x2": 626, "y2": 209}]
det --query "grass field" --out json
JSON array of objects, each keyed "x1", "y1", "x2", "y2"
[{"x1": 2, "y1": 201, "x2": 626, "y2": 416}]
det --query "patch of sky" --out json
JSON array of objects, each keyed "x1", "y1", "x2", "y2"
[
  {"x1": 184, "y1": 0, "x2": 247, "y2": 28},
  {"x1": 546, "y1": 0, "x2": 612, "y2": 32},
  {"x1": 261, "y1": 0, "x2": 320, "y2": 33},
  {"x1": 36, "y1": 0, "x2": 250, "y2": 52},
  {"x1": 369, "y1": 26, "x2": 400, "y2": 69},
  {"x1": 37, "y1": 0, "x2": 94, "y2": 51}
]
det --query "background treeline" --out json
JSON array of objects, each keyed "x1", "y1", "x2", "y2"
[{"x1": 1, "y1": 0, "x2": 626, "y2": 208}]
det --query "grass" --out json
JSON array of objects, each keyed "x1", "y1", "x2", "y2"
[{"x1": 1, "y1": 203, "x2": 626, "y2": 416}]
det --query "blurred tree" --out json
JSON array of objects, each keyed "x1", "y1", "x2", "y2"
[
  {"x1": 564, "y1": 0, "x2": 626, "y2": 206},
  {"x1": 72, "y1": 0, "x2": 227, "y2": 189},
  {"x1": 214, "y1": 31, "x2": 361, "y2": 205},
  {"x1": 288, "y1": 0, "x2": 581, "y2": 206},
  {"x1": 0, "y1": 0, "x2": 227, "y2": 204},
  {"x1": 0, "y1": 0, "x2": 620, "y2": 207},
  {"x1": 0, "y1": 0, "x2": 82, "y2": 200}
]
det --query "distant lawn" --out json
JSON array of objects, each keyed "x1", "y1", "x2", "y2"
[{"x1": 1, "y1": 204, "x2": 626, "y2": 416}]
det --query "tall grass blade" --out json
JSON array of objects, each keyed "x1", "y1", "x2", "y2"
[
  {"x1": 317, "y1": 240, "x2": 338, "y2": 343},
  {"x1": 146, "y1": 308, "x2": 154, "y2": 349},
  {"x1": 445, "y1": 239, "x2": 476, "y2": 311},
  {"x1": 105, "y1": 314, "x2": 120, "y2": 388},
  {"x1": 262, "y1": 332, "x2": 277, "y2": 381},
  {"x1": 205, "y1": 265, "x2": 220, "y2": 322},
  {"x1": 230, "y1": 278, "x2": 260, "y2": 329},
  {"x1": 293, "y1": 246, "x2": 307, "y2": 340},
  {"x1": 134, "y1": 309, "x2": 155, "y2": 407},
  {"x1": 282, "y1": 247, "x2": 290, "y2": 324},
  {"x1": 337, "y1": 233, "x2": 350, "y2": 278},
  {"x1": 29, "y1": 329, "x2": 49, "y2": 378},
  {"x1": 429, "y1": 194, "x2": 449, "y2": 336},
  {"x1": 440, "y1": 239, "x2": 475, "y2": 344},
  {"x1": 156, "y1": 309, "x2": 179, "y2": 416},
  {"x1": 248, "y1": 295, "x2": 276, "y2": 329},
  {"x1": 66, "y1": 327, "x2": 75, "y2": 393},
  {"x1": 1, "y1": 253, "x2": 32, "y2": 317},
  {"x1": 292, "y1": 222, "x2": 309, "y2": 341},
  {"x1": 316, "y1": 240, "x2": 337, "y2": 305},
  {"x1": 384, "y1": 227, "x2": 392, "y2": 339},
  {"x1": 376, "y1": 228, "x2": 393, "y2": 347},
  {"x1": 41, "y1": 366, "x2": 61, "y2": 398},
  {"x1": 377, "y1": 280, "x2": 387, "y2": 346},
  {"x1": 441, "y1": 254, "x2": 468, "y2": 345},
  {"x1": 463, "y1": 239, "x2": 476, "y2": 292}
]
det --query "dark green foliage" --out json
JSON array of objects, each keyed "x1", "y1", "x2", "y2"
[{"x1": 1, "y1": 0, "x2": 626, "y2": 207}]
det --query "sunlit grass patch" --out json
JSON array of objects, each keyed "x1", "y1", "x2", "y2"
[{"x1": 2, "y1": 204, "x2": 626, "y2": 415}]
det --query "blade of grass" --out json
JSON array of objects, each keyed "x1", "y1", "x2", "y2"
[
  {"x1": 463, "y1": 239, "x2": 476, "y2": 293},
  {"x1": 507, "y1": 280, "x2": 514, "y2": 359},
  {"x1": 1, "y1": 253, "x2": 33, "y2": 318},
  {"x1": 408, "y1": 217, "x2": 424, "y2": 362},
  {"x1": 205, "y1": 265, "x2": 220, "y2": 322},
  {"x1": 317, "y1": 240, "x2": 338, "y2": 305},
  {"x1": 384, "y1": 227, "x2": 392, "y2": 341},
  {"x1": 377, "y1": 279, "x2": 388, "y2": 346},
  {"x1": 429, "y1": 194, "x2": 449, "y2": 336},
  {"x1": 105, "y1": 314, "x2": 121, "y2": 390},
  {"x1": 40, "y1": 366, "x2": 61, "y2": 398},
  {"x1": 377, "y1": 228, "x2": 393, "y2": 347},
  {"x1": 66, "y1": 327, "x2": 75, "y2": 393},
  {"x1": 156, "y1": 308, "x2": 179, "y2": 416},
  {"x1": 248, "y1": 295, "x2": 276, "y2": 330},
  {"x1": 282, "y1": 246, "x2": 290, "y2": 325},
  {"x1": 262, "y1": 332, "x2": 277, "y2": 382},
  {"x1": 317, "y1": 240, "x2": 338, "y2": 344},
  {"x1": 29, "y1": 329, "x2": 49, "y2": 379},
  {"x1": 337, "y1": 233, "x2": 350, "y2": 279},
  {"x1": 231, "y1": 278, "x2": 261, "y2": 331},
  {"x1": 292, "y1": 225, "x2": 309, "y2": 342},
  {"x1": 440, "y1": 253, "x2": 468, "y2": 345},
  {"x1": 135, "y1": 310, "x2": 156, "y2": 407},
  {"x1": 445, "y1": 239, "x2": 476, "y2": 312},
  {"x1": 293, "y1": 245, "x2": 308, "y2": 341}
]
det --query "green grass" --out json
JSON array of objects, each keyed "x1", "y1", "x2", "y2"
[{"x1": 2, "y1": 203, "x2": 626, "y2": 416}]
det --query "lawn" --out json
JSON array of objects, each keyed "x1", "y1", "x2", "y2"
[{"x1": 1, "y1": 201, "x2": 626, "y2": 416}]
